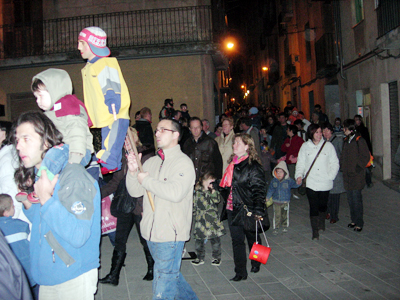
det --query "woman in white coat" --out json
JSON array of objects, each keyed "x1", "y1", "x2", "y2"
[{"x1": 295, "y1": 124, "x2": 339, "y2": 240}]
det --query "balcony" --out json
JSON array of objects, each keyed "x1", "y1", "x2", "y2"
[
  {"x1": 315, "y1": 32, "x2": 337, "y2": 76},
  {"x1": 377, "y1": 0, "x2": 400, "y2": 38},
  {"x1": 0, "y1": 5, "x2": 223, "y2": 61},
  {"x1": 376, "y1": 0, "x2": 400, "y2": 49}
]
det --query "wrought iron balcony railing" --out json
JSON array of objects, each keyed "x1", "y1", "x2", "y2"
[
  {"x1": 0, "y1": 5, "x2": 222, "y2": 59},
  {"x1": 377, "y1": 0, "x2": 400, "y2": 38}
]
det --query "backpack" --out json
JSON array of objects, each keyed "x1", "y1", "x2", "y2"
[{"x1": 356, "y1": 136, "x2": 374, "y2": 167}]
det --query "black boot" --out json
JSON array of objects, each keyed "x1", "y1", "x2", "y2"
[
  {"x1": 99, "y1": 250, "x2": 126, "y2": 286},
  {"x1": 318, "y1": 212, "x2": 326, "y2": 232},
  {"x1": 143, "y1": 254, "x2": 154, "y2": 281},
  {"x1": 310, "y1": 216, "x2": 319, "y2": 240}
]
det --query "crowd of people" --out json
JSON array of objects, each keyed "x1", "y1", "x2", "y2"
[{"x1": 0, "y1": 25, "x2": 376, "y2": 300}]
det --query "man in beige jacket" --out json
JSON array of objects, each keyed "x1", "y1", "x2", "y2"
[{"x1": 126, "y1": 119, "x2": 198, "y2": 300}]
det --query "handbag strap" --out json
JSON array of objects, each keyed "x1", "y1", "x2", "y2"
[
  {"x1": 303, "y1": 141, "x2": 326, "y2": 181},
  {"x1": 255, "y1": 219, "x2": 269, "y2": 247}
]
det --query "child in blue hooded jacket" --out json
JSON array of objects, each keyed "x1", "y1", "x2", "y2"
[
  {"x1": 266, "y1": 161, "x2": 300, "y2": 234},
  {"x1": 0, "y1": 194, "x2": 38, "y2": 298}
]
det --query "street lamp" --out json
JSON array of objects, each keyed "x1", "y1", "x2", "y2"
[
  {"x1": 262, "y1": 66, "x2": 269, "y2": 71},
  {"x1": 224, "y1": 37, "x2": 237, "y2": 52}
]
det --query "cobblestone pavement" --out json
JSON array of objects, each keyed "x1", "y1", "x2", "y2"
[{"x1": 95, "y1": 181, "x2": 400, "y2": 300}]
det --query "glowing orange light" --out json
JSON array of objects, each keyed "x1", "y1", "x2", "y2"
[{"x1": 227, "y1": 42, "x2": 234, "y2": 49}]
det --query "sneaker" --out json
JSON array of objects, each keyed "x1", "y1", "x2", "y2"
[
  {"x1": 15, "y1": 192, "x2": 28, "y2": 202},
  {"x1": 27, "y1": 192, "x2": 40, "y2": 203},
  {"x1": 98, "y1": 159, "x2": 119, "y2": 175},
  {"x1": 191, "y1": 258, "x2": 204, "y2": 266},
  {"x1": 211, "y1": 259, "x2": 221, "y2": 266},
  {"x1": 100, "y1": 166, "x2": 119, "y2": 175},
  {"x1": 272, "y1": 229, "x2": 278, "y2": 235},
  {"x1": 282, "y1": 228, "x2": 288, "y2": 233}
]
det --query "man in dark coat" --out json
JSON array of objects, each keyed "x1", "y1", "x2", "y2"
[
  {"x1": 133, "y1": 107, "x2": 155, "y2": 150},
  {"x1": 158, "y1": 98, "x2": 175, "y2": 120},
  {"x1": 340, "y1": 119, "x2": 370, "y2": 232},
  {"x1": 354, "y1": 114, "x2": 373, "y2": 188},
  {"x1": 314, "y1": 104, "x2": 329, "y2": 124},
  {"x1": 182, "y1": 117, "x2": 223, "y2": 181},
  {"x1": 180, "y1": 103, "x2": 191, "y2": 121},
  {"x1": 270, "y1": 112, "x2": 289, "y2": 159}
]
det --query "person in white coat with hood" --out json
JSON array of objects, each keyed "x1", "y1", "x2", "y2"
[
  {"x1": 0, "y1": 123, "x2": 30, "y2": 224},
  {"x1": 295, "y1": 124, "x2": 339, "y2": 240}
]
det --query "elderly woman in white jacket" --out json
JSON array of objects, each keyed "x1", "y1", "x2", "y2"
[{"x1": 295, "y1": 124, "x2": 339, "y2": 240}]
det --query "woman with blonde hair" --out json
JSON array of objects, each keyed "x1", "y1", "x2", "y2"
[
  {"x1": 215, "y1": 116, "x2": 235, "y2": 172},
  {"x1": 220, "y1": 133, "x2": 268, "y2": 281}
]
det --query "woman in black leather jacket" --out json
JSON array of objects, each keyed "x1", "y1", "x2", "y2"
[{"x1": 220, "y1": 133, "x2": 267, "y2": 282}]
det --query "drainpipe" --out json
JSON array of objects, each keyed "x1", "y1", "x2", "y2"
[{"x1": 333, "y1": 0, "x2": 345, "y2": 80}]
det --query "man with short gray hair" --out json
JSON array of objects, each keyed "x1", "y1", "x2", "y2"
[
  {"x1": 202, "y1": 119, "x2": 217, "y2": 139},
  {"x1": 183, "y1": 117, "x2": 223, "y2": 181}
]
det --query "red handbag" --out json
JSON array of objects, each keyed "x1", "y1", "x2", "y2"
[{"x1": 249, "y1": 219, "x2": 271, "y2": 264}]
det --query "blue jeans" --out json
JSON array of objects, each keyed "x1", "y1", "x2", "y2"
[
  {"x1": 107, "y1": 230, "x2": 116, "y2": 246},
  {"x1": 147, "y1": 241, "x2": 198, "y2": 300},
  {"x1": 37, "y1": 144, "x2": 91, "y2": 181}
]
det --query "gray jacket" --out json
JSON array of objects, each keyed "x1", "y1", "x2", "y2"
[{"x1": 328, "y1": 133, "x2": 345, "y2": 194}]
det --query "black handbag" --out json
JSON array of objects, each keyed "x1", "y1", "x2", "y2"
[
  {"x1": 110, "y1": 175, "x2": 137, "y2": 217},
  {"x1": 231, "y1": 203, "x2": 270, "y2": 233},
  {"x1": 242, "y1": 204, "x2": 270, "y2": 232},
  {"x1": 298, "y1": 141, "x2": 326, "y2": 195}
]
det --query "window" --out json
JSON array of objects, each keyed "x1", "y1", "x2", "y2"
[
  {"x1": 305, "y1": 23, "x2": 312, "y2": 62},
  {"x1": 352, "y1": 0, "x2": 364, "y2": 25}
]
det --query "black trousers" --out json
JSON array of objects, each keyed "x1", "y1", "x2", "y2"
[
  {"x1": 227, "y1": 210, "x2": 261, "y2": 277},
  {"x1": 114, "y1": 212, "x2": 151, "y2": 258},
  {"x1": 306, "y1": 188, "x2": 330, "y2": 217},
  {"x1": 327, "y1": 193, "x2": 340, "y2": 221}
]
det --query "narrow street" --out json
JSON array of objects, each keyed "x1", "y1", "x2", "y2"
[{"x1": 96, "y1": 181, "x2": 400, "y2": 300}]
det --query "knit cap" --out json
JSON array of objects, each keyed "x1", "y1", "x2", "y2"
[
  {"x1": 78, "y1": 26, "x2": 111, "y2": 57},
  {"x1": 249, "y1": 107, "x2": 259, "y2": 115}
]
